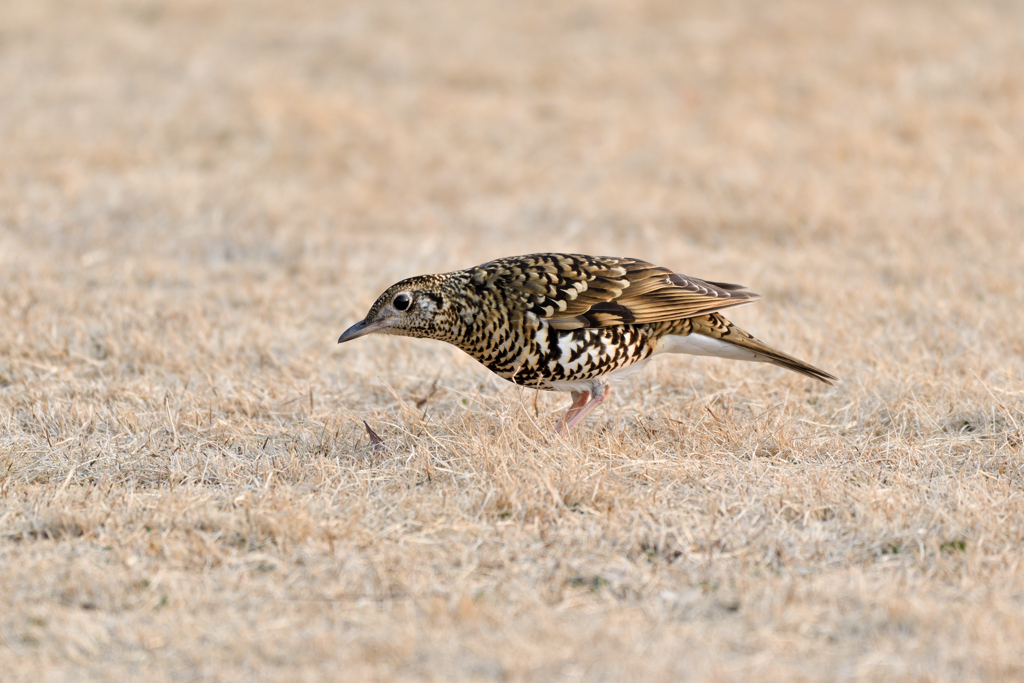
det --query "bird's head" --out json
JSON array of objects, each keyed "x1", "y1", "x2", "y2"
[{"x1": 338, "y1": 275, "x2": 456, "y2": 344}]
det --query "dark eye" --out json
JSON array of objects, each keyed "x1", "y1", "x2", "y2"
[{"x1": 393, "y1": 293, "x2": 412, "y2": 311}]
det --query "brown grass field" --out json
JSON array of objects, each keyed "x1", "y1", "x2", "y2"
[{"x1": 2, "y1": 0, "x2": 1024, "y2": 680}]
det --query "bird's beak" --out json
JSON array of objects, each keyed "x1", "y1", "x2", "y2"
[{"x1": 338, "y1": 317, "x2": 390, "y2": 343}]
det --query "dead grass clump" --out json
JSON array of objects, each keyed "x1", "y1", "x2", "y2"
[{"x1": 5, "y1": 512, "x2": 86, "y2": 544}]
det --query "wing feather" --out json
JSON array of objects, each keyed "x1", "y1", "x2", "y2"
[{"x1": 470, "y1": 253, "x2": 762, "y2": 328}]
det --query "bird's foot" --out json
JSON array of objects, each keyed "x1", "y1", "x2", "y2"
[
  {"x1": 554, "y1": 390, "x2": 590, "y2": 435},
  {"x1": 554, "y1": 382, "x2": 611, "y2": 435}
]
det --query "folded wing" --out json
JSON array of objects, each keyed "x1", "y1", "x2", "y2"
[{"x1": 469, "y1": 253, "x2": 761, "y2": 329}]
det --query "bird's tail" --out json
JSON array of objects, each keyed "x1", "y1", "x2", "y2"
[{"x1": 656, "y1": 313, "x2": 837, "y2": 385}]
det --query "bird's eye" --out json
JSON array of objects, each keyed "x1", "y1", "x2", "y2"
[{"x1": 393, "y1": 293, "x2": 412, "y2": 311}]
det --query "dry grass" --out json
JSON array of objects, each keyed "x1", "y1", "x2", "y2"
[{"x1": 2, "y1": 0, "x2": 1024, "y2": 680}]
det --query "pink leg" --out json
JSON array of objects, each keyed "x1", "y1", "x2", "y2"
[
  {"x1": 557, "y1": 382, "x2": 612, "y2": 434},
  {"x1": 555, "y1": 391, "x2": 590, "y2": 434}
]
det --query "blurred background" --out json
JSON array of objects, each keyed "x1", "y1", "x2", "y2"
[{"x1": 1, "y1": 0, "x2": 1022, "y2": 399}]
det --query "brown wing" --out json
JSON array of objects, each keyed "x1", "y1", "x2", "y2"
[{"x1": 468, "y1": 253, "x2": 761, "y2": 329}]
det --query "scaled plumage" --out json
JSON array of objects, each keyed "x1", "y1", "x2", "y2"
[{"x1": 339, "y1": 253, "x2": 836, "y2": 432}]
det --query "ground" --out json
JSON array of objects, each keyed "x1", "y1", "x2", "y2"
[{"x1": 2, "y1": 0, "x2": 1023, "y2": 680}]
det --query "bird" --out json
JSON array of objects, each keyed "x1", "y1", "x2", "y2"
[{"x1": 338, "y1": 253, "x2": 836, "y2": 433}]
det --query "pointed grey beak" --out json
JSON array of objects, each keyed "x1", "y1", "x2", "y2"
[{"x1": 338, "y1": 317, "x2": 389, "y2": 343}]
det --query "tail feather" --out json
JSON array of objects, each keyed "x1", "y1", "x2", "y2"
[
  {"x1": 657, "y1": 313, "x2": 837, "y2": 385},
  {"x1": 697, "y1": 314, "x2": 836, "y2": 385}
]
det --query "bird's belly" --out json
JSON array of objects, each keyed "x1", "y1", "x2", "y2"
[
  {"x1": 479, "y1": 324, "x2": 654, "y2": 389},
  {"x1": 542, "y1": 358, "x2": 652, "y2": 392}
]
